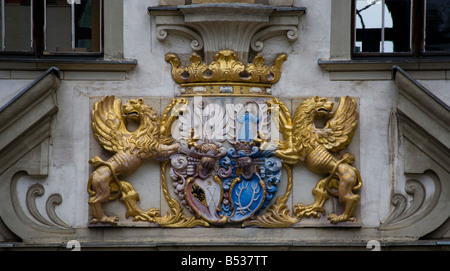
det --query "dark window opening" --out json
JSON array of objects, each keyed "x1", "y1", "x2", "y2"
[
  {"x1": 0, "y1": 0, "x2": 102, "y2": 56},
  {"x1": 353, "y1": 0, "x2": 450, "y2": 57},
  {"x1": 0, "y1": 0, "x2": 33, "y2": 52},
  {"x1": 425, "y1": 0, "x2": 450, "y2": 52},
  {"x1": 355, "y1": 0, "x2": 412, "y2": 53}
]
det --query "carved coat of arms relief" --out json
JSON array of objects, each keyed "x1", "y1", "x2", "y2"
[{"x1": 87, "y1": 49, "x2": 362, "y2": 228}]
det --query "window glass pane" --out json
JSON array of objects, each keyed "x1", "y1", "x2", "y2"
[
  {"x1": 45, "y1": 0, "x2": 101, "y2": 53},
  {"x1": 355, "y1": 0, "x2": 383, "y2": 52},
  {"x1": 1, "y1": 0, "x2": 32, "y2": 52},
  {"x1": 355, "y1": 0, "x2": 411, "y2": 53},
  {"x1": 385, "y1": 0, "x2": 411, "y2": 52},
  {"x1": 425, "y1": 0, "x2": 450, "y2": 52},
  {"x1": 75, "y1": 0, "x2": 101, "y2": 52},
  {"x1": 46, "y1": 0, "x2": 72, "y2": 52}
]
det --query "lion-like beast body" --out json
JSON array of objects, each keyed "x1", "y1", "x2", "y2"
[
  {"x1": 88, "y1": 96, "x2": 186, "y2": 224},
  {"x1": 273, "y1": 96, "x2": 362, "y2": 224}
]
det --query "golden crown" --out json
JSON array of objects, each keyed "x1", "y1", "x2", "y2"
[{"x1": 165, "y1": 49, "x2": 287, "y2": 96}]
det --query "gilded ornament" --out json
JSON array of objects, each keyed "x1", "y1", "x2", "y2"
[
  {"x1": 165, "y1": 49, "x2": 287, "y2": 90},
  {"x1": 155, "y1": 161, "x2": 209, "y2": 227},
  {"x1": 87, "y1": 96, "x2": 189, "y2": 225},
  {"x1": 271, "y1": 96, "x2": 362, "y2": 224},
  {"x1": 87, "y1": 49, "x2": 362, "y2": 228}
]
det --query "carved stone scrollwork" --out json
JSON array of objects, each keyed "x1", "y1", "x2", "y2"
[
  {"x1": 46, "y1": 194, "x2": 72, "y2": 229},
  {"x1": 385, "y1": 180, "x2": 425, "y2": 225},
  {"x1": 0, "y1": 67, "x2": 76, "y2": 242},
  {"x1": 149, "y1": 4, "x2": 305, "y2": 63},
  {"x1": 251, "y1": 26, "x2": 299, "y2": 52},
  {"x1": 381, "y1": 67, "x2": 450, "y2": 238},
  {"x1": 26, "y1": 183, "x2": 72, "y2": 230},
  {"x1": 156, "y1": 25, "x2": 204, "y2": 52},
  {"x1": 381, "y1": 172, "x2": 441, "y2": 230},
  {"x1": 381, "y1": 109, "x2": 449, "y2": 237},
  {"x1": 27, "y1": 183, "x2": 54, "y2": 228}
]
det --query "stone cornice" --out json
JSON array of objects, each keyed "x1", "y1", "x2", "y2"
[
  {"x1": 0, "y1": 66, "x2": 60, "y2": 174},
  {"x1": 319, "y1": 58, "x2": 450, "y2": 72}
]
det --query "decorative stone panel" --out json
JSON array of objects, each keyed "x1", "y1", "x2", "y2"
[
  {"x1": 380, "y1": 67, "x2": 450, "y2": 238},
  {"x1": 0, "y1": 67, "x2": 75, "y2": 243}
]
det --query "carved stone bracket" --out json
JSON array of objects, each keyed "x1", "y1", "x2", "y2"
[
  {"x1": 148, "y1": 4, "x2": 306, "y2": 63},
  {"x1": 0, "y1": 67, "x2": 74, "y2": 243},
  {"x1": 380, "y1": 66, "x2": 450, "y2": 238},
  {"x1": 156, "y1": 25, "x2": 204, "y2": 51},
  {"x1": 251, "y1": 25, "x2": 299, "y2": 52}
]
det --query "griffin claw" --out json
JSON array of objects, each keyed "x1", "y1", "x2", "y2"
[
  {"x1": 90, "y1": 215, "x2": 119, "y2": 225},
  {"x1": 328, "y1": 214, "x2": 356, "y2": 224},
  {"x1": 294, "y1": 204, "x2": 326, "y2": 218}
]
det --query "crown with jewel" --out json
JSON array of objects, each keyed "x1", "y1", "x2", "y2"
[{"x1": 165, "y1": 49, "x2": 287, "y2": 96}]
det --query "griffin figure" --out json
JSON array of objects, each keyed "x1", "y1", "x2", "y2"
[
  {"x1": 88, "y1": 96, "x2": 187, "y2": 225},
  {"x1": 269, "y1": 96, "x2": 362, "y2": 224}
]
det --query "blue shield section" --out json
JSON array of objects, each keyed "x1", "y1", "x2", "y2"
[
  {"x1": 259, "y1": 156, "x2": 282, "y2": 210},
  {"x1": 229, "y1": 174, "x2": 265, "y2": 222}
]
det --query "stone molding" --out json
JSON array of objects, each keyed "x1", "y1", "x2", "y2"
[
  {"x1": 318, "y1": 59, "x2": 450, "y2": 81},
  {"x1": 0, "y1": 58, "x2": 137, "y2": 72},
  {"x1": 0, "y1": 67, "x2": 60, "y2": 163},
  {"x1": 148, "y1": 4, "x2": 305, "y2": 63}
]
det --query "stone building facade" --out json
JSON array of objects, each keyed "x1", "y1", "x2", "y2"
[{"x1": 0, "y1": 0, "x2": 448, "y2": 250}]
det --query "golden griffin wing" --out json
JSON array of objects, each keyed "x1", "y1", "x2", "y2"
[
  {"x1": 91, "y1": 95, "x2": 130, "y2": 153},
  {"x1": 317, "y1": 96, "x2": 358, "y2": 152}
]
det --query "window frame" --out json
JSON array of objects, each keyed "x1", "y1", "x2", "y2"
[
  {"x1": 0, "y1": 0, "x2": 103, "y2": 58},
  {"x1": 321, "y1": 0, "x2": 450, "y2": 80},
  {"x1": 351, "y1": 0, "x2": 450, "y2": 58}
]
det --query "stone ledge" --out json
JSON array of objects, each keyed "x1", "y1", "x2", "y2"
[
  {"x1": 319, "y1": 58, "x2": 450, "y2": 80},
  {"x1": 0, "y1": 57, "x2": 137, "y2": 72},
  {"x1": 1, "y1": 239, "x2": 448, "y2": 251}
]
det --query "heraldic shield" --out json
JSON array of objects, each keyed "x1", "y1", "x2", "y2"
[
  {"x1": 87, "y1": 50, "x2": 362, "y2": 227},
  {"x1": 169, "y1": 96, "x2": 284, "y2": 225}
]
